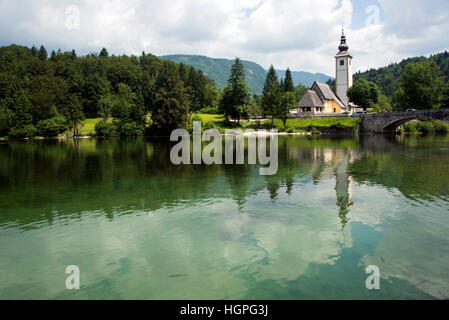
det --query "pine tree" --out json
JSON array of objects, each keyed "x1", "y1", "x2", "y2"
[
  {"x1": 38, "y1": 45, "x2": 48, "y2": 61},
  {"x1": 223, "y1": 58, "x2": 250, "y2": 122},
  {"x1": 262, "y1": 65, "x2": 281, "y2": 126},
  {"x1": 283, "y1": 68, "x2": 295, "y2": 92},
  {"x1": 99, "y1": 48, "x2": 109, "y2": 58},
  {"x1": 31, "y1": 46, "x2": 38, "y2": 57}
]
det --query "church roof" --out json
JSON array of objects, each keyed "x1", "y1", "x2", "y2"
[
  {"x1": 312, "y1": 82, "x2": 346, "y2": 109},
  {"x1": 298, "y1": 90, "x2": 324, "y2": 108}
]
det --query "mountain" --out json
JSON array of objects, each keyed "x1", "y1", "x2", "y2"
[
  {"x1": 354, "y1": 51, "x2": 449, "y2": 101},
  {"x1": 160, "y1": 54, "x2": 333, "y2": 94},
  {"x1": 276, "y1": 70, "x2": 333, "y2": 88},
  {"x1": 160, "y1": 54, "x2": 266, "y2": 94}
]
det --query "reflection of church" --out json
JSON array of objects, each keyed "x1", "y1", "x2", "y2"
[
  {"x1": 335, "y1": 153, "x2": 353, "y2": 228},
  {"x1": 288, "y1": 146, "x2": 354, "y2": 228},
  {"x1": 318, "y1": 148, "x2": 354, "y2": 228}
]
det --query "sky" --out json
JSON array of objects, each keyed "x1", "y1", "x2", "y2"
[{"x1": 1, "y1": 0, "x2": 449, "y2": 76}]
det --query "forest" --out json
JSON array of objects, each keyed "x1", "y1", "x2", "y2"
[
  {"x1": 354, "y1": 50, "x2": 449, "y2": 107},
  {"x1": 0, "y1": 44, "x2": 219, "y2": 137}
]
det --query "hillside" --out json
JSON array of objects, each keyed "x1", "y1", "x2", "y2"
[
  {"x1": 161, "y1": 54, "x2": 267, "y2": 94},
  {"x1": 161, "y1": 54, "x2": 333, "y2": 94},
  {"x1": 276, "y1": 70, "x2": 332, "y2": 88},
  {"x1": 355, "y1": 51, "x2": 449, "y2": 101}
]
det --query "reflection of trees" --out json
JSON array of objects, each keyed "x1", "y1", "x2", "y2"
[
  {"x1": 0, "y1": 135, "x2": 364, "y2": 230},
  {"x1": 0, "y1": 138, "x2": 224, "y2": 228},
  {"x1": 223, "y1": 164, "x2": 253, "y2": 210},
  {"x1": 352, "y1": 135, "x2": 449, "y2": 201}
]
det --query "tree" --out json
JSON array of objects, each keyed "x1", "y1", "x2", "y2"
[
  {"x1": 219, "y1": 58, "x2": 250, "y2": 122},
  {"x1": 372, "y1": 94, "x2": 392, "y2": 112},
  {"x1": 280, "y1": 91, "x2": 295, "y2": 128},
  {"x1": 295, "y1": 84, "x2": 308, "y2": 103},
  {"x1": 347, "y1": 79, "x2": 380, "y2": 111},
  {"x1": 38, "y1": 45, "x2": 48, "y2": 61},
  {"x1": 8, "y1": 88, "x2": 33, "y2": 129},
  {"x1": 152, "y1": 61, "x2": 190, "y2": 132},
  {"x1": 50, "y1": 50, "x2": 57, "y2": 61},
  {"x1": 262, "y1": 65, "x2": 282, "y2": 126},
  {"x1": 326, "y1": 79, "x2": 336, "y2": 92},
  {"x1": 65, "y1": 95, "x2": 85, "y2": 136},
  {"x1": 111, "y1": 83, "x2": 141, "y2": 123},
  {"x1": 31, "y1": 46, "x2": 38, "y2": 57},
  {"x1": 283, "y1": 68, "x2": 295, "y2": 93},
  {"x1": 442, "y1": 83, "x2": 449, "y2": 108},
  {"x1": 99, "y1": 48, "x2": 109, "y2": 58},
  {"x1": 97, "y1": 94, "x2": 114, "y2": 121},
  {"x1": 395, "y1": 62, "x2": 444, "y2": 110}
]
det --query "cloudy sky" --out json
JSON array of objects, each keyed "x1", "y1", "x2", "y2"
[{"x1": 1, "y1": 0, "x2": 449, "y2": 75}]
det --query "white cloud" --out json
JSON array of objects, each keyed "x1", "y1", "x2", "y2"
[{"x1": 0, "y1": 0, "x2": 448, "y2": 76}]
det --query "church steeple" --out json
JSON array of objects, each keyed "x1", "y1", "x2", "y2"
[
  {"x1": 335, "y1": 29, "x2": 353, "y2": 108},
  {"x1": 338, "y1": 28, "x2": 349, "y2": 53}
]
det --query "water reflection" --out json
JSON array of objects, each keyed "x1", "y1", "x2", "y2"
[{"x1": 0, "y1": 135, "x2": 448, "y2": 299}]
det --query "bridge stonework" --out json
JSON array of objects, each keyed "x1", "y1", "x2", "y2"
[{"x1": 360, "y1": 109, "x2": 449, "y2": 134}]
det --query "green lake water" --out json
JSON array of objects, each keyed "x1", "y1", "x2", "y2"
[{"x1": 0, "y1": 135, "x2": 448, "y2": 300}]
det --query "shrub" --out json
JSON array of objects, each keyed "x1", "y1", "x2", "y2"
[
  {"x1": 403, "y1": 121, "x2": 418, "y2": 133},
  {"x1": 37, "y1": 117, "x2": 68, "y2": 137},
  {"x1": 116, "y1": 122, "x2": 145, "y2": 136},
  {"x1": 196, "y1": 106, "x2": 219, "y2": 114},
  {"x1": 95, "y1": 120, "x2": 116, "y2": 137},
  {"x1": 202, "y1": 122, "x2": 216, "y2": 131},
  {"x1": 330, "y1": 123, "x2": 346, "y2": 130},
  {"x1": 307, "y1": 125, "x2": 320, "y2": 134},
  {"x1": 8, "y1": 124, "x2": 37, "y2": 138},
  {"x1": 191, "y1": 115, "x2": 202, "y2": 123},
  {"x1": 433, "y1": 120, "x2": 449, "y2": 134},
  {"x1": 263, "y1": 120, "x2": 283, "y2": 131},
  {"x1": 0, "y1": 106, "x2": 10, "y2": 136},
  {"x1": 417, "y1": 119, "x2": 434, "y2": 135}
]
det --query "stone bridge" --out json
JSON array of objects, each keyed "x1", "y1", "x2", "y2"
[{"x1": 359, "y1": 109, "x2": 449, "y2": 134}]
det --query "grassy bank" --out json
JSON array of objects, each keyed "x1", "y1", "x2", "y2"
[
  {"x1": 79, "y1": 118, "x2": 102, "y2": 136},
  {"x1": 195, "y1": 114, "x2": 359, "y2": 133}
]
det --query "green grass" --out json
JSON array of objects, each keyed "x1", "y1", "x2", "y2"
[
  {"x1": 193, "y1": 114, "x2": 359, "y2": 133},
  {"x1": 285, "y1": 117, "x2": 360, "y2": 128},
  {"x1": 78, "y1": 115, "x2": 359, "y2": 137},
  {"x1": 79, "y1": 118, "x2": 102, "y2": 136},
  {"x1": 195, "y1": 114, "x2": 225, "y2": 123}
]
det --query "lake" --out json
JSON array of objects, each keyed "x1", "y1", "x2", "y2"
[{"x1": 0, "y1": 135, "x2": 448, "y2": 300}]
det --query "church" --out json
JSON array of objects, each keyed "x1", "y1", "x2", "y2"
[{"x1": 294, "y1": 30, "x2": 354, "y2": 116}]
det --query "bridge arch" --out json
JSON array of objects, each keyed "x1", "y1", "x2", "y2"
[
  {"x1": 383, "y1": 117, "x2": 423, "y2": 133},
  {"x1": 360, "y1": 109, "x2": 449, "y2": 134}
]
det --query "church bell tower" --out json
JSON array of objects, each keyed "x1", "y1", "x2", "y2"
[{"x1": 335, "y1": 29, "x2": 353, "y2": 108}]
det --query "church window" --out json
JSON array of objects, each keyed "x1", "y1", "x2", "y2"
[{"x1": 340, "y1": 60, "x2": 344, "y2": 66}]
